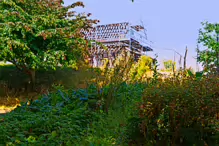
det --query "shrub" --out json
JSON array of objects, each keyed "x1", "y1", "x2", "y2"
[
  {"x1": 0, "y1": 88, "x2": 98, "y2": 145},
  {"x1": 78, "y1": 83, "x2": 146, "y2": 146},
  {"x1": 129, "y1": 75, "x2": 219, "y2": 146},
  {"x1": 129, "y1": 55, "x2": 153, "y2": 81}
]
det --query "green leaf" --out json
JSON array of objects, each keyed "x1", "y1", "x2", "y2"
[
  {"x1": 187, "y1": 70, "x2": 194, "y2": 77},
  {"x1": 195, "y1": 72, "x2": 203, "y2": 78},
  {"x1": 0, "y1": 0, "x2": 96, "y2": 74},
  {"x1": 51, "y1": 131, "x2": 57, "y2": 138}
]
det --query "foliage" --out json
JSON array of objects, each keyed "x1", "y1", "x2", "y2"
[
  {"x1": 130, "y1": 55, "x2": 153, "y2": 80},
  {"x1": 198, "y1": 21, "x2": 219, "y2": 72},
  {"x1": 0, "y1": 80, "x2": 146, "y2": 145},
  {"x1": 0, "y1": 0, "x2": 97, "y2": 80},
  {"x1": 78, "y1": 83, "x2": 146, "y2": 145},
  {"x1": 2, "y1": 0, "x2": 219, "y2": 146},
  {"x1": 132, "y1": 75, "x2": 219, "y2": 145},
  {"x1": 0, "y1": 64, "x2": 95, "y2": 100},
  {"x1": 186, "y1": 69, "x2": 203, "y2": 80},
  {"x1": 0, "y1": 86, "x2": 100, "y2": 145},
  {"x1": 1, "y1": 56, "x2": 219, "y2": 146},
  {"x1": 151, "y1": 54, "x2": 159, "y2": 84},
  {"x1": 163, "y1": 59, "x2": 176, "y2": 72}
]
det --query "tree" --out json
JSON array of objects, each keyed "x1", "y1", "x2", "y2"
[
  {"x1": 137, "y1": 55, "x2": 153, "y2": 74},
  {"x1": 163, "y1": 60, "x2": 176, "y2": 72},
  {"x1": 0, "y1": 0, "x2": 98, "y2": 89},
  {"x1": 198, "y1": 21, "x2": 219, "y2": 73},
  {"x1": 130, "y1": 55, "x2": 153, "y2": 80}
]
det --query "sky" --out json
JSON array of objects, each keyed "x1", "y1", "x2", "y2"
[{"x1": 64, "y1": 0, "x2": 219, "y2": 71}]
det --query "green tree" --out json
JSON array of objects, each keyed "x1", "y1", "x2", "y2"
[
  {"x1": 198, "y1": 21, "x2": 219, "y2": 73},
  {"x1": 130, "y1": 55, "x2": 153, "y2": 80},
  {"x1": 0, "y1": 0, "x2": 97, "y2": 89},
  {"x1": 163, "y1": 60, "x2": 176, "y2": 72}
]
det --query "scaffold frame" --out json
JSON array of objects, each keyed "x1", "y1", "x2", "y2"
[{"x1": 82, "y1": 22, "x2": 153, "y2": 67}]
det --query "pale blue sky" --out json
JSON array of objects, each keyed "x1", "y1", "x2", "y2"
[{"x1": 64, "y1": 0, "x2": 219, "y2": 71}]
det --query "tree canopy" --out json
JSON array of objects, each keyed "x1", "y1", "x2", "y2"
[
  {"x1": 0, "y1": 0, "x2": 98, "y2": 74},
  {"x1": 163, "y1": 60, "x2": 176, "y2": 72},
  {"x1": 198, "y1": 21, "x2": 219, "y2": 72}
]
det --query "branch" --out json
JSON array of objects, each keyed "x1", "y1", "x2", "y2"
[{"x1": 10, "y1": 59, "x2": 31, "y2": 75}]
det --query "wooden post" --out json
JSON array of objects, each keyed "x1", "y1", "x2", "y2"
[
  {"x1": 184, "y1": 46, "x2": 188, "y2": 71},
  {"x1": 172, "y1": 51, "x2": 176, "y2": 76}
]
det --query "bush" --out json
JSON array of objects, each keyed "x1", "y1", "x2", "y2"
[
  {"x1": 129, "y1": 76, "x2": 219, "y2": 146},
  {"x1": 130, "y1": 55, "x2": 153, "y2": 81},
  {"x1": 0, "y1": 88, "x2": 98, "y2": 145},
  {"x1": 78, "y1": 82, "x2": 147, "y2": 146}
]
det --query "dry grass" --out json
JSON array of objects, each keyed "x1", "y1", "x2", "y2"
[{"x1": 0, "y1": 98, "x2": 20, "y2": 114}]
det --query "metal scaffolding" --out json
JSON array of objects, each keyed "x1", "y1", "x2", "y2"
[{"x1": 82, "y1": 22, "x2": 153, "y2": 67}]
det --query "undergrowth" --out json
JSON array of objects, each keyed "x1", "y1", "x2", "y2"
[{"x1": 1, "y1": 55, "x2": 219, "y2": 146}]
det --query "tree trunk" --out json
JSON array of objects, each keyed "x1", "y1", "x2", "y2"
[
  {"x1": 217, "y1": 34, "x2": 219, "y2": 74},
  {"x1": 29, "y1": 69, "x2": 36, "y2": 91}
]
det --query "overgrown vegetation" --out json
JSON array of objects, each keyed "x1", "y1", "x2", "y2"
[
  {"x1": 0, "y1": 0, "x2": 219, "y2": 146},
  {"x1": 1, "y1": 54, "x2": 219, "y2": 145}
]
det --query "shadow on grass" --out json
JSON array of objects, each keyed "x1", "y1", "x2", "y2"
[{"x1": 0, "y1": 65, "x2": 95, "y2": 105}]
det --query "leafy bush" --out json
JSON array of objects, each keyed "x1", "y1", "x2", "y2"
[
  {"x1": 0, "y1": 88, "x2": 98, "y2": 145},
  {"x1": 130, "y1": 56, "x2": 153, "y2": 80},
  {"x1": 78, "y1": 83, "x2": 147, "y2": 146},
  {"x1": 129, "y1": 75, "x2": 219, "y2": 146}
]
